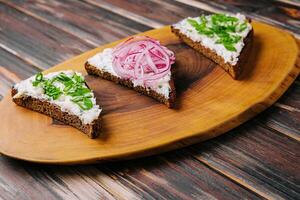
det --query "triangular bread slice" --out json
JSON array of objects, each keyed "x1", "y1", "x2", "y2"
[
  {"x1": 85, "y1": 37, "x2": 176, "y2": 108},
  {"x1": 12, "y1": 71, "x2": 102, "y2": 138},
  {"x1": 172, "y1": 13, "x2": 253, "y2": 79}
]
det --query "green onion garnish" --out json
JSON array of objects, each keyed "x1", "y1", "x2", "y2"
[
  {"x1": 187, "y1": 13, "x2": 249, "y2": 51},
  {"x1": 32, "y1": 72, "x2": 94, "y2": 110},
  {"x1": 32, "y1": 72, "x2": 44, "y2": 86}
]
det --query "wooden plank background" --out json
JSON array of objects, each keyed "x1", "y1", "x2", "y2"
[{"x1": 0, "y1": 0, "x2": 299, "y2": 199}]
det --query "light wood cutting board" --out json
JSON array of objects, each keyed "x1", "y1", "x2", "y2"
[{"x1": 0, "y1": 21, "x2": 299, "y2": 164}]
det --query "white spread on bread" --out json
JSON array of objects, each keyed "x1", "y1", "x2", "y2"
[{"x1": 87, "y1": 48, "x2": 171, "y2": 99}]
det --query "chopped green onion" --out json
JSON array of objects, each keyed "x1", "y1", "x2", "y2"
[
  {"x1": 32, "y1": 72, "x2": 44, "y2": 86},
  {"x1": 31, "y1": 72, "x2": 94, "y2": 111},
  {"x1": 187, "y1": 13, "x2": 249, "y2": 52},
  {"x1": 36, "y1": 72, "x2": 43, "y2": 81},
  {"x1": 224, "y1": 44, "x2": 236, "y2": 51},
  {"x1": 238, "y1": 22, "x2": 248, "y2": 32},
  {"x1": 72, "y1": 97, "x2": 93, "y2": 110},
  {"x1": 73, "y1": 73, "x2": 84, "y2": 83}
]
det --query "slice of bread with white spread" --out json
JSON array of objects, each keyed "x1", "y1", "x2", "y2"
[
  {"x1": 85, "y1": 36, "x2": 176, "y2": 108},
  {"x1": 12, "y1": 70, "x2": 102, "y2": 138},
  {"x1": 172, "y1": 13, "x2": 253, "y2": 79}
]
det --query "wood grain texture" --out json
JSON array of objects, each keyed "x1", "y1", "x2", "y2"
[
  {"x1": 0, "y1": 48, "x2": 40, "y2": 79},
  {"x1": 0, "y1": 2, "x2": 92, "y2": 68},
  {"x1": 190, "y1": 120, "x2": 300, "y2": 199},
  {"x1": 0, "y1": 47, "x2": 40, "y2": 98},
  {"x1": 0, "y1": 157, "x2": 117, "y2": 200},
  {"x1": 7, "y1": 0, "x2": 150, "y2": 46},
  {"x1": 0, "y1": 1, "x2": 299, "y2": 199},
  {"x1": 0, "y1": 154, "x2": 263, "y2": 200},
  {"x1": 277, "y1": 79, "x2": 300, "y2": 108},
  {"x1": 0, "y1": 22, "x2": 298, "y2": 164},
  {"x1": 90, "y1": 0, "x2": 209, "y2": 25},
  {"x1": 95, "y1": 152, "x2": 262, "y2": 200},
  {"x1": 259, "y1": 106, "x2": 300, "y2": 140}
]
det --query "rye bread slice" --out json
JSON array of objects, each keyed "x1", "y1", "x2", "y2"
[
  {"x1": 171, "y1": 25, "x2": 253, "y2": 79},
  {"x1": 85, "y1": 62, "x2": 176, "y2": 108},
  {"x1": 12, "y1": 88, "x2": 101, "y2": 139}
]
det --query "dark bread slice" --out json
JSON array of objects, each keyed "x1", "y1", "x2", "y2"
[
  {"x1": 12, "y1": 88, "x2": 101, "y2": 138},
  {"x1": 85, "y1": 62, "x2": 176, "y2": 108},
  {"x1": 171, "y1": 25, "x2": 253, "y2": 79}
]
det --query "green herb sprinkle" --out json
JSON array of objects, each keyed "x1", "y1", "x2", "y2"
[
  {"x1": 187, "y1": 13, "x2": 249, "y2": 52},
  {"x1": 32, "y1": 72, "x2": 94, "y2": 110}
]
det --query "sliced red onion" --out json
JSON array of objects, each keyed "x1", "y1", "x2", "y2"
[{"x1": 112, "y1": 36, "x2": 175, "y2": 88}]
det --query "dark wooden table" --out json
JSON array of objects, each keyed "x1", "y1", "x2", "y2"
[{"x1": 0, "y1": 0, "x2": 299, "y2": 199}]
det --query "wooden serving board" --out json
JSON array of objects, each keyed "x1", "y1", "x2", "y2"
[{"x1": 0, "y1": 21, "x2": 299, "y2": 164}]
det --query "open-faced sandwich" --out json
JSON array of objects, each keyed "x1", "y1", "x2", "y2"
[
  {"x1": 12, "y1": 71, "x2": 102, "y2": 138},
  {"x1": 85, "y1": 36, "x2": 176, "y2": 108},
  {"x1": 172, "y1": 13, "x2": 253, "y2": 79}
]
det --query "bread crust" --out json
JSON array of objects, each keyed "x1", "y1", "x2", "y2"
[
  {"x1": 171, "y1": 25, "x2": 253, "y2": 79},
  {"x1": 11, "y1": 88, "x2": 101, "y2": 138},
  {"x1": 85, "y1": 62, "x2": 176, "y2": 108}
]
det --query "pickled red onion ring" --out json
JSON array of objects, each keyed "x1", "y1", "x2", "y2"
[{"x1": 112, "y1": 36, "x2": 175, "y2": 87}]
